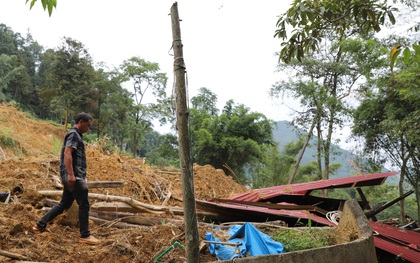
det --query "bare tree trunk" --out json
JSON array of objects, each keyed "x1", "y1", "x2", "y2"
[
  {"x1": 416, "y1": 184, "x2": 420, "y2": 223},
  {"x1": 323, "y1": 111, "x2": 334, "y2": 197},
  {"x1": 399, "y1": 150, "x2": 409, "y2": 224},
  {"x1": 288, "y1": 119, "x2": 316, "y2": 184},
  {"x1": 171, "y1": 3, "x2": 200, "y2": 262},
  {"x1": 316, "y1": 117, "x2": 323, "y2": 181},
  {"x1": 65, "y1": 111, "x2": 69, "y2": 131},
  {"x1": 406, "y1": 158, "x2": 420, "y2": 221},
  {"x1": 399, "y1": 172, "x2": 406, "y2": 224}
]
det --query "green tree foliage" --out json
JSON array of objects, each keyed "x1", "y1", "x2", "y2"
[
  {"x1": 104, "y1": 87, "x2": 133, "y2": 151},
  {"x1": 0, "y1": 54, "x2": 23, "y2": 101},
  {"x1": 353, "y1": 44, "x2": 420, "y2": 221},
  {"x1": 189, "y1": 88, "x2": 325, "y2": 187},
  {"x1": 143, "y1": 132, "x2": 179, "y2": 167},
  {"x1": 271, "y1": 38, "x2": 387, "y2": 190},
  {"x1": 274, "y1": 0, "x2": 399, "y2": 63},
  {"x1": 191, "y1": 87, "x2": 219, "y2": 117},
  {"x1": 250, "y1": 144, "x2": 290, "y2": 188},
  {"x1": 250, "y1": 136, "x2": 337, "y2": 188},
  {"x1": 0, "y1": 25, "x2": 173, "y2": 158},
  {"x1": 26, "y1": 0, "x2": 56, "y2": 16},
  {"x1": 90, "y1": 66, "x2": 130, "y2": 139},
  {"x1": 119, "y1": 56, "x2": 169, "y2": 157},
  {"x1": 0, "y1": 24, "x2": 17, "y2": 55},
  {"x1": 0, "y1": 25, "x2": 42, "y2": 109},
  {"x1": 190, "y1": 88, "x2": 275, "y2": 182},
  {"x1": 274, "y1": 0, "x2": 418, "y2": 216},
  {"x1": 38, "y1": 37, "x2": 96, "y2": 126}
]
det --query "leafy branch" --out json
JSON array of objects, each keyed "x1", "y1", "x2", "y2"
[{"x1": 26, "y1": 0, "x2": 57, "y2": 16}]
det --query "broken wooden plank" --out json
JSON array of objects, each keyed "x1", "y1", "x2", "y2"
[
  {"x1": 366, "y1": 190, "x2": 414, "y2": 219},
  {"x1": 162, "y1": 192, "x2": 172, "y2": 206},
  {"x1": 356, "y1": 187, "x2": 378, "y2": 221},
  {"x1": 211, "y1": 198, "x2": 317, "y2": 211}
]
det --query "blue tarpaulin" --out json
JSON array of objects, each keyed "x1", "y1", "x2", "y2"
[{"x1": 206, "y1": 222, "x2": 284, "y2": 260}]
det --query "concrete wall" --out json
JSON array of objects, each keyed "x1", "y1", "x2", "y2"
[{"x1": 208, "y1": 199, "x2": 377, "y2": 263}]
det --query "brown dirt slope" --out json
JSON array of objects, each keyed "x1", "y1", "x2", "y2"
[{"x1": 0, "y1": 103, "x2": 248, "y2": 263}]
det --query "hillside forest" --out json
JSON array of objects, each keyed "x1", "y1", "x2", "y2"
[{"x1": 1, "y1": 0, "x2": 419, "y2": 222}]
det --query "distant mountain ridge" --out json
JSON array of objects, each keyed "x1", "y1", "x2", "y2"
[{"x1": 272, "y1": 120, "x2": 361, "y2": 178}]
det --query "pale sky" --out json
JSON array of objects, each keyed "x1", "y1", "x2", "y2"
[{"x1": 0, "y1": 0, "x2": 299, "y2": 127}]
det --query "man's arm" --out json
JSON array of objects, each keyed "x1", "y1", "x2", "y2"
[{"x1": 64, "y1": 147, "x2": 76, "y2": 186}]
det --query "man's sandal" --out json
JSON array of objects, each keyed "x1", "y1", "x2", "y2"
[
  {"x1": 80, "y1": 235, "x2": 101, "y2": 245},
  {"x1": 32, "y1": 224, "x2": 45, "y2": 233}
]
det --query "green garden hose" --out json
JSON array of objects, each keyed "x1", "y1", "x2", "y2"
[{"x1": 153, "y1": 241, "x2": 185, "y2": 262}]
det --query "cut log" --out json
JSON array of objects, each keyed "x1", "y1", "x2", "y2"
[
  {"x1": 49, "y1": 180, "x2": 124, "y2": 190},
  {"x1": 89, "y1": 209, "x2": 217, "y2": 229},
  {"x1": 92, "y1": 201, "x2": 143, "y2": 213},
  {"x1": 87, "y1": 181, "x2": 125, "y2": 188},
  {"x1": 40, "y1": 192, "x2": 224, "y2": 220},
  {"x1": 38, "y1": 190, "x2": 168, "y2": 214},
  {"x1": 0, "y1": 249, "x2": 28, "y2": 260},
  {"x1": 90, "y1": 210, "x2": 178, "y2": 226},
  {"x1": 89, "y1": 216, "x2": 147, "y2": 229}
]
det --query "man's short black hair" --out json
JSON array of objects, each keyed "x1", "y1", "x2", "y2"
[{"x1": 74, "y1": 112, "x2": 93, "y2": 124}]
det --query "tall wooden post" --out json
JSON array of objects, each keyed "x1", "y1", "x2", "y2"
[{"x1": 170, "y1": 2, "x2": 200, "y2": 262}]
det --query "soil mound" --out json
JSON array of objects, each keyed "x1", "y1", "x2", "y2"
[{"x1": 0, "y1": 104, "x2": 248, "y2": 262}]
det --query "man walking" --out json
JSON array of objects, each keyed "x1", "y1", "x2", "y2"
[{"x1": 33, "y1": 112, "x2": 100, "y2": 245}]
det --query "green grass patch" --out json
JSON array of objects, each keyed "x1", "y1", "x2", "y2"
[
  {"x1": 46, "y1": 119, "x2": 62, "y2": 127},
  {"x1": 0, "y1": 134, "x2": 17, "y2": 147},
  {"x1": 51, "y1": 139, "x2": 62, "y2": 154},
  {"x1": 0, "y1": 127, "x2": 13, "y2": 137},
  {"x1": 273, "y1": 228, "x2": 332, "y2": 252},
  {"x1": 0, "y1": 134, "x2": 29, "y2": 156},
  {"x1": 0, "y1": 127, "x2": 30, "y2": 156}
]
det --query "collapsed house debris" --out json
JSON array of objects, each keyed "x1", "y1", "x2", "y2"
[
  {"x1": 2, "y1": 104, "x2": 418, "y2": 262},
  {"x1": 196, "y1": 171, "x2": 420, "y2": 262},
  {"x1": 1, "y1": 153, "x2": 418, "y2": 262},
  {"x1": 197, "y1": 172, "x2": 398, "y2": 225},
  {"x1": 371, "y1": 221, "x2": 420, "y2": 263},
  {"x1": 31, "y1": 171, "x2": 419, "y2": 262}
]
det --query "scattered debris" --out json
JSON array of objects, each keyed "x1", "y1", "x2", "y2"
[{"x1": 0, "y1": 104, "x2": 418, "y2": 262}]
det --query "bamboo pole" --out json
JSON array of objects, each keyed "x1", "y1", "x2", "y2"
[{"x1": 170, "y1": 3, "x2": 200, "y2": 262}]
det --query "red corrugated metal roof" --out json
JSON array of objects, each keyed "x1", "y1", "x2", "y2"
[
  {"x1": 371, "y1": 221, "x2": 420, "y2": 246},
  {"x1": 230, "y1": 172, "x2": 399, "y2": 202},
  {"x1": 370, "y1": 221, "x2": 420, "y2": 262},
  {"x1": 373, "y1": 236, "x2": 420, "y2": 262},
  {"x1": 196, "y1": 199, "x2": 335, "y2": 226},
  {"x1": 371, "y1": 221, "x2": 420, "y2": 262}
]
